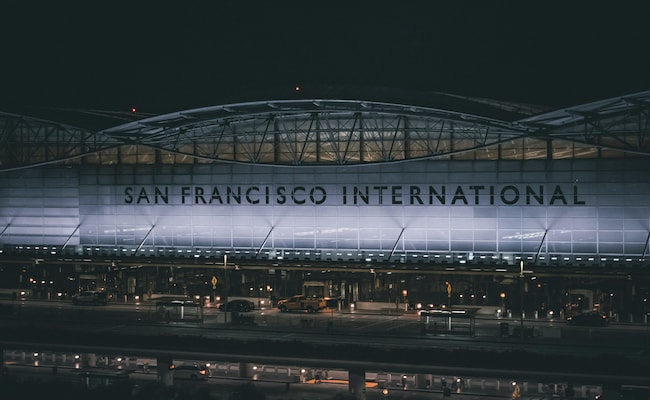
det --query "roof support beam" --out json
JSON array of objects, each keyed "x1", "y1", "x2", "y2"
[
  {"x1": 255, "y1": 227, "x2": 274, "y2": 258},
  {"x1": 388, "y1": 227, "x2": 406, "y2": 262}
]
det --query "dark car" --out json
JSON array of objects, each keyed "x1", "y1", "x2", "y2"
[
  {"x1": 219, "y1": 299, "x2": 255, "y2": 312},
  {"x1": 567, "y1": 311, "x2": 609, "y2": 326},
  {"x1": 171, "y1": 364, "x2": 209, "y2": 380},
  {"x1": 72, "y1": 290, "x2": 108, "y2": 305}
]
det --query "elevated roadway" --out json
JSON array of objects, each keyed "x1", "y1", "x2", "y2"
[{"x1": 1, "y1": 299, "x2": 649, "y2": 386}]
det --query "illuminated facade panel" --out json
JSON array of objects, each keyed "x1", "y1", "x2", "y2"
[{"x1": 1, "y1": 158, "x2": 648, "y2": 265}]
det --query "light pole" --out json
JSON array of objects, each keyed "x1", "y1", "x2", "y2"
[
  {"x1": 519, "y1": 261, "x2": 525, "y2": 340},
  {"x1": 445, "y1": 281, "x2": 452, "y2": 309},
  {"x1": 224, "y1": 254, "x2": 228, "y2": 324}
]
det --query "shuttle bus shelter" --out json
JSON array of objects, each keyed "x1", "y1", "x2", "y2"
[{"x1": 419, "y1": 309, "x2": 476, "y2": 336}]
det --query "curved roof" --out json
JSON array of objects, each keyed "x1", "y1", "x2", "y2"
[
  {"x1": 1, "y1": 90, "x2": 649, "y2": 171},
  {"x1": 100, "y1": 99, "x2": 527, "y2": 165}
]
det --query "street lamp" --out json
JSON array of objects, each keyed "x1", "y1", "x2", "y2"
[
  {"x1": 519, "y1": 261, "x2": 525, "y2": 340},
  {"x1": 224, "y1": 254, "x2": 228, "y2": 324},
  {"x1": 445, "y1": 281, "x2": 452, "y2": 308}
]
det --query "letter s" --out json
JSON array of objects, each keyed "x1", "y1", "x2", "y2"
[{"x1": 124, "y1": 187, "x2": 133, "y2": 204}]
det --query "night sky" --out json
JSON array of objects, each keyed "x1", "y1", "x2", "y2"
[{"x1": 2, "y1": 1, "x2": 649, "y2": 114}]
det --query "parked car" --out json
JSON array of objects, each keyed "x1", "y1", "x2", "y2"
[
  {"x1": 72, "y1": 291, "x2": 108, "y2": 305},
  {"x1": 172, "y1": 364, "x2": 208, "y2": 380},
  {"x1": 567, "y1": 311, "x2": 609, "y2": 326},
  {"x1": 218, "y1": 299, "x2": 255, "y2": 312}
]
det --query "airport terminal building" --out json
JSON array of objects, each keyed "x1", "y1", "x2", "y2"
[{"x1": 1, "y1": 89, "x2": 649, "y2": 319}]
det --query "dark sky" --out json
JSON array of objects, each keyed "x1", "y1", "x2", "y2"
[{"x1": 2, "y1": 1, "x2": 649, "y2": 114}]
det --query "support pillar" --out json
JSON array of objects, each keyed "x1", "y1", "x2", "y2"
[
  {"x1": 348, "y1": 368, "x2": 366, "y2": 400},
  {"x1": 239, "y1": 362, "x2": 254, "y2": 378},
  {"x1": 83, "y1": 353, "x2": 97, "y2": 368},
  {"x1": 157, "y1": 356, "x2": 174, "y2": 387},
  {"x1": 415, "y1": 373, "x2": 427, "y2": 389}
]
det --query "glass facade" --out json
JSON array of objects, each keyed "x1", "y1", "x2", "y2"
[
  {"x1": 1, "y1": 93, "x2": 649, "y2": 268},
  {"x1": 1, "y1": 158, "x2": 648, "y2": 266}
]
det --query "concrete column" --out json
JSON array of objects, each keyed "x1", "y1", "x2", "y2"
[
  {"x1": 352, "y1": 282, "x2": 359, "y2": 303},
  {"x1": 348, "y1": 368, "x2": 366, "y2": 400},
  {"x1": 239, "y1": 362, "x2": 254, "y2": 378},
  {"x1": 83, "y1": 353, "x2": 97, "y2": 368},
  {"x1": 415, "y1": 373, "x2": 427, "y2": 389},
  {"x1": 157, "y1": 356, "x2": 174, "y2": 387}
]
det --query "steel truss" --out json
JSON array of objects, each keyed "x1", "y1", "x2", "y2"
[{"x1": 1, "y1": 92, "x2": 648, "y2": 171}]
